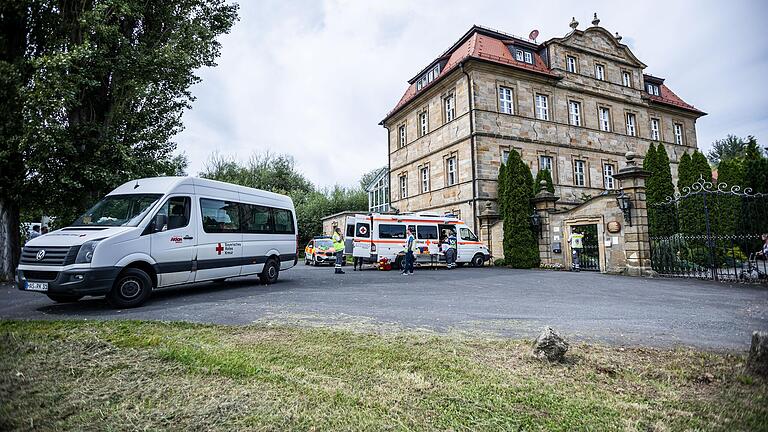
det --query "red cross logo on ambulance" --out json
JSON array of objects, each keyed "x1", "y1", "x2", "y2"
[
  {"x1": 359, "y1": 226, "x2": 367, "y2": 236},
  {"x1": 215, "y1": 243, "x2": 224, "y2": 255}
]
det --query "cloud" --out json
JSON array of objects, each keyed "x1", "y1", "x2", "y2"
[{"x1": 176, "y1": 0, "x2": 768, "y2": 186}]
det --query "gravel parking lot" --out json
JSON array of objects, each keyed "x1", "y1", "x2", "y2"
[{"x1": 2, "y1": 264, "x2": 766, "y2": 349}]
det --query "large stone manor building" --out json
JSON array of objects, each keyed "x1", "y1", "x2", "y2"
[{"x1": 379, "y1": 16, "x2": 705, "y2": 257}]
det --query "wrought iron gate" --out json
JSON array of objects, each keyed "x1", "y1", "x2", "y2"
[
  {"x1": 649, "y1": 176, "x2": 768, "y2": 283},
  {"x1": 572, "y1": 224, "x2": 600, "y2": 271}
]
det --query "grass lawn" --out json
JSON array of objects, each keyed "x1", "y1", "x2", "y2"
[{"x1": 1, "y1": 320, "x2": 766, "y2": 431}]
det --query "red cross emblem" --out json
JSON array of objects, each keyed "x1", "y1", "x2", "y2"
[{"x1": 215, "y1": 243, "x2": 224, "y2": 255}]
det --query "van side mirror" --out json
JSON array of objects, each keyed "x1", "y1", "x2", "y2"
[{"x1": 153, "y1": 214, "x2": 167, "y2": 232}]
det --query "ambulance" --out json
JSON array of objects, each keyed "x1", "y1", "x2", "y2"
[
  {"x1": 15, "y1": 177, "x2": 298, "y2": 308},
  {"x1": 342, "y1": 212, "x2": 491, "y2": 268}
]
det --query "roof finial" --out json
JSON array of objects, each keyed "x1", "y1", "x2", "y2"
[
  {"x1": 569, "y1": 17, "x2": 579, "y2": 30},
  {"x1": 615, "y1": 31, "x2": 622, "y2": 42},
  {"x1": 591, "y1": 13, "x2": 600, "y2": 26}
]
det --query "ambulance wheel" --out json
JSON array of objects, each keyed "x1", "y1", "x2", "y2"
[
  {"x1": 47, "y1": 293, "x2": 83, "y2": 303},
  {"x1": 394, "y1": 256, "x2": 404, "y2": 270},
  {"x1": 107, "y1": 268, "x2": 152, "y2": 308},
  {"x1": 259, "y1": 258, "x2": 280, "y2": 285},
  {"x1": 471, "y1": 254, "x2": 486, "y2": 268}
]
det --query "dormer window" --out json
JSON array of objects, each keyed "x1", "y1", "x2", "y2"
[
  {"x1": 514, "y1": 48, "x2": 534, "y2": 64},
  {"x1": 595, "y1": 64, "x2": 605, "y2": 81},
  {"x1": 646, "y1": 83, "x2": 660, "y2": 96},
  {"x1": 416, "y1": 64, "x2": 441, "y2": 91}
]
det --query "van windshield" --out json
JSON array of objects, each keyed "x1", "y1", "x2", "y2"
[{"x1": 72, "y1": 194, "x2": 163, "y2": 227}]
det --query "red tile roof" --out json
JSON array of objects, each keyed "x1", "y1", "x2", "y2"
[
  {"x1": 382, "y1": 26, "x2": 704, "y2": 123},
  {"x1": 647, "y1": 83, "x2": 706, "y2": 115}
]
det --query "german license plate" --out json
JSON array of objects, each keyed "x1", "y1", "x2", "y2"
[{"x1": 25, "y1": 281, "x2": 48, "y2": 292}]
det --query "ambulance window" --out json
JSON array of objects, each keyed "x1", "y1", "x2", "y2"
[
  {"x1": 356, "y1": 223, "x2": 370, "y2": 238},
  {"x1": 201, "y1": 198, "x2": 240, "y2": 233},
  {"x1": 460, "y1": 227, "x2": 478, "y2": 241},
  {"x1": 156, "y1": 196, "x2": 190, "y2": 231},
  {"x1": 272, "y1": 208, "x2": 295, "y2": 234},
  {"x1": 241, "y1": 204, "x2": 272, "y2": 234},
  {"x1": 346, "y1": 224, "x2": 355, "y2": 237},
  {"x1": 417, "y1": 225, "x2": 438, "y2": 240},
  {"x1": 379, "y1": 224, "x2": 405, "y2": 239}
]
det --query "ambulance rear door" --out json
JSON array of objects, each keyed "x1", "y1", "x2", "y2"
[
  {"x1": 352, "y1": 218, "x2": 371, "y2": 258},
  {"x1": 344, "y1": 216, "x2": 355, "y2": 254}
]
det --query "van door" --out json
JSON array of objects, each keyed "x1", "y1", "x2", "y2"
[
  {"x1": 416, "y1": 224, "x2": 439, "y2": 255},
  {"x1": 150, "y1": 196, "x2": 196, "y2": 287},
  {"x1": 196, "y1": 197, "x2": 243, "y2": 281},
  {"x1": 353, "y1": 220, "x2": 371, "y2": 258},
  {"x1": 344, "y1": 218, "x2": 355, "y2": 254},
  {"x1": 457, "y1": 226, "x2": 480, "y2": 262}
]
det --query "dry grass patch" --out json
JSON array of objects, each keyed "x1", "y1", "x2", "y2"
[{"x1": 0, "y1": 320, "x2": 766, "y2": 431}]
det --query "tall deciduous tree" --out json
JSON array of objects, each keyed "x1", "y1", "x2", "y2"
[
  {"x1": 0, "y1": 0, "x2": 239, "y2": 280},
  {"x1": 498, "y1": 150, "x2": 539, "y2": 268},
  {"x1": 707, "y1": 134, "x2": 747, "y2": 166}
]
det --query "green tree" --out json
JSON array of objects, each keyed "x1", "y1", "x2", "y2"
[
  {"x1": 0, "y1": 0, "x2": 238, "y2": 280},
  {"x1": 534, "y1": 169, "x2": 555, "y2": 194},
  {"x1": 707, "y1": 134, "x2": 747, "y2": 166},
  {"x1": 645, "y1": 144, "x2": 676, "y2": 237},
  {"x1": 713, "y1": 158, "x2": 745, "y2": 236},
  {"x1": 498, "y1": 150, "x2": 539, "y2": 268}
]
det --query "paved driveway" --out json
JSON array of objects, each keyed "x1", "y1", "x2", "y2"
[{"x1": 2, "y1": 265, "x2": 766, "y2": 349}]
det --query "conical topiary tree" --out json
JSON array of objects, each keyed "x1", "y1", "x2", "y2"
[
  {"x1": 499, "y1": 150, "x2": 539, "y2": 268},
  {"x1": 534, "y1": 169, "x2": 555, "y2": 194},
  {"x1": 644, "y1": 143, "x2": 676, "y2": 237}
]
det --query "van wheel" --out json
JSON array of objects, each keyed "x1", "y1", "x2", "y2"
[
  {"x1": 107, "y1": 268, "x2": 152, "y2": 308},
  {"x1": 471, "y1": 254, "x2": 486, "y2": 268},
  {"x1": 394, "y1": 256, "x2": 404, "y2": 270},
  {"x1": 47, "y1": 293, "x2": 83, "y2": 303},
  {"x1": 259, "y1": 258, "x2": 280, "y2": 285}
]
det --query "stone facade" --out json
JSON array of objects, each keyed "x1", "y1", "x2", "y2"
[{"x1": 381, "y1": 20, "x2": 705, "y2": 260}]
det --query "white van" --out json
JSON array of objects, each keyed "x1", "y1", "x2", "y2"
[
  {"x1": 344, "y1": 212, "x2": 491, "y2": 268},
  {"x1": 15, "y1": 177, "x2": 298, "y2": 308}
]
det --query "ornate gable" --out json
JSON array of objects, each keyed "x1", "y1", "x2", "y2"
[{"x1": 551, "y1": 26, "x2": 646, "y2": 68}]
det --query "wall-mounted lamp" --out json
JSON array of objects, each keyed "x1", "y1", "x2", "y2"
[{"x1": 615, "y1": 190, "x2": 633, "y2": 226}]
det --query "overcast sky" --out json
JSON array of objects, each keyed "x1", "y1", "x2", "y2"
[{"x1": 176, "y1": 0, "x2": 768, "y2": 187}]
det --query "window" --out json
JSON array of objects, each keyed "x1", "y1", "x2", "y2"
[
  {"x1": 155, "y1": 196, "x2": 191, "y2": 231},
  {"x1": 646, "y1": 83, "x2": 660, "y2": 96},
  {"x1": 535, "y1": 94, "x2": 549, "y2": 120},
  {"x1": 241, "y1": 204, "x2": 271, "y2": 233},
  {"x1": 622, "y1": 71, "x2": 631, "y2": 87},
  {"x1": 398, "y1": 124, "x2": 406, "y2": 148},
  {"x1": 379, "y1": 224, "x2": 406, "y2": 239},
  {"x1": 356, "y1": 222, "x2": 370, "y2": 238},
  {"x1": 502, "y1": 150, "x2": 510, "y2": 164},
  {"x1": 650, "y1": 118, "x2": 660, "y2": 141},
  {"x1": 574, "y1": 160, "x2": 586, "y2": 186},
  {"x1": 446, "y1": 157, "x2": 457, "y2": 186},
  {"x1": 459, "y1": 227, "x2": 478, "y2": 241},
  {"x1": 420, "y1": 166, "x2": 430, "y2": 193},
  {"x1": 603, "y1": 163, "x2": 615, "y2": 190},
  {"x1": 201, "y1": 198, "x2": 240, "y2": 233},
  {"x1": 539, "y1": 155, "x2": 553, "y2": 172},
  {"x1": 399, "y1": 174, "x2": 408, "y2": 199},
  {"x1": 498, "y1": 86, "x2": 514, "y2": 114},
  {"x1": 368, "y1": 175, "x2": 389, "y2": 213},
  {"x1": 599, "y1": 107, "x2": 611, "y2": 132},
  {"x1": 515, "y1": 49, "x2": 524, "y2": 61},
  {"x1": 626, "y1": 113, "x2": 636, "y2": 136},
  {"x1": 73, "y1": 194, "x2": 162, "y2": 227},
  {"x1": 272, "y1": 208, "x2": 294, "y2": 234},
  {"x1": 595, "y1": 64, "x2": 605, "y2": 81},
  {"x1": 444, "y1": 94, "x2": 455, "y2": 122},
  {"x1": 674, "y1": 123, "x2": 684, "y2": 145},
  {"x1": 417, "y1": 225, "x2": 438, "y2": 240},
  {"x1": 568, "y1": 101, "x2": 581, "y2": 126},
  {"x1": 524, "y1": 51, "x2": 533, "y2": 64},
  {"x1": 419, "y1": 111, "x2": 428, "y2": 136},
  {"x1": 566, "y1": 55, "x2": 577, "y2": 73},
  {"x1": 416, "y1": 64, "x2": 440, "y2": 90}
]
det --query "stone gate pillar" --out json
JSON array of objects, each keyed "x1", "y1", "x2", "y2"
[
  {"x1": 612, "y1": 152, "x2": 653, "y2": 276},
  {"x1": 531, "y1": 180, "x2": 559, "y2": 265}
]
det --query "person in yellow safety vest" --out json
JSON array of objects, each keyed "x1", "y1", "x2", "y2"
[
  {"x1": 332, "y1": 227, "x2": 345, "y2": 274},
  {"x1": 568, "y1": 229, "x2": 584, "y2": 272}
]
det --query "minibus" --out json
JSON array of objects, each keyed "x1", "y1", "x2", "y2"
[
  {"x1": 16, "y1": 177, "x2": 298, "y2": 308},
  {"x1": 343, "y1": 212, "x2": 491, "y2": 268}
]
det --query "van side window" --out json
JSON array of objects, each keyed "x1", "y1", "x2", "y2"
[
  {"x1": 379, "y1": 224, "x2": 405, "y2": 239},
  {"x1": 155, "y1": 196, "x2": 191, "y2": 231},
  {"x1": 460, "y1": 227, "x2": 478, "y2": 241},
  {"x1": 241, "y1": 204, "x2": 272, "y2": 233},
  {"x1": 346, "y1": 224, "x2": 355, "y2": 237},
  {"x1": 201, "y1": 198, "x2": 240, "y2": 233},
  {"x1": 273, "y1": 208, "x2": 295, "y2": 234},
  {"x1": 416, "y1": 225, "x2": 438, "y2": 240}
]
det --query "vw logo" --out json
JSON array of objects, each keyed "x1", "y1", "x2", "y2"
[{"x1": 36, "y1": 250, "x2": 46, "y2": 261}]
